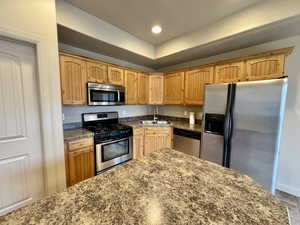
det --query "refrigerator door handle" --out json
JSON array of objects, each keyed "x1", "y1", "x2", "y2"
[{"x1": 223, "y1": 84, "x2": 236, "y2": 168}]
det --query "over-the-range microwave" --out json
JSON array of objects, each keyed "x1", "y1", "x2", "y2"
[{"x1": 87, "y1": 82, "x2": 125, "y2": 106}]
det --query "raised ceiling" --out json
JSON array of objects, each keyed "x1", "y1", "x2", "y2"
[
  {"x1": 64, "y1": 0, "x2": 264, "y2": 45},
  {"x1": 57, "y1": 0, "x2": 300, "y2": 69}
]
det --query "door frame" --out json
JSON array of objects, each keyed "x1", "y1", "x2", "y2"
[{"x1": 0, "y1": 26, "x2": 66, "y2": 194}]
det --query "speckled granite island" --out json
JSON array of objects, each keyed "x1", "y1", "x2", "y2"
[{"x1": 0, "y1": 149, "x2": 288, "y2": 225}]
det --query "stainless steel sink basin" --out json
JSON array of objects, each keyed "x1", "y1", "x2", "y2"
[{"x1": 140, "y1": 120, "x2": 170, "y2": 126}]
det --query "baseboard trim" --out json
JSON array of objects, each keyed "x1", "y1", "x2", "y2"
[{"x1": 277, "y1": 183, "x2": 300, "y2": 197}]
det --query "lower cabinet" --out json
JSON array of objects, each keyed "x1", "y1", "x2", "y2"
[
  {"x1": 133, "y1": 127, "x2": 173, "y2": 159},
  {"x1": 133, "y1": 128, "x2": 145, "y2": 160},
  {"x1": 65, "y1": 137, "x2": 95, "y2": 187}
]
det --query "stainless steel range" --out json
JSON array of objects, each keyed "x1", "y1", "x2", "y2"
[{"x1": 82, "y1": 112, "x2": 133, "y2": 173}]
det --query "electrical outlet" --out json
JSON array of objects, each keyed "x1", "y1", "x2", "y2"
[
  {"x1": 184, "y1": 111, "x2": 188, "y2": 116},
  {"x1": 62, "y1": 113, "x2": 65, "y2": 121},
  {"x1": 122, "y1": 110, "x2": 127, "y2": 116}
]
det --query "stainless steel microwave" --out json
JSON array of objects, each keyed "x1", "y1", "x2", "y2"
[{"x1": 87, "y1": 82, "x2": 125, "y2": 106}]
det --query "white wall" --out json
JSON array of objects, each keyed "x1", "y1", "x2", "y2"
[
  {"x1": 0, "y1": 0, "x2": 65, "y2": 193},
  {"x1": 160, "y1": 35, "x2": 300, "y2": 197}
]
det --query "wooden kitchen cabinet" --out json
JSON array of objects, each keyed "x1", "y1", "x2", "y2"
[
  {"x1": 245, "y1": 54, "x2": 285, "y2": 81},
  {"x1": 59, "y1": 54, "x2": 87, "y2": 105},
  {"x1": 184, "y1": 66, "x2": 214, "y2": 105},
  {"x1": 124, "y1": 70, "x2": 138, "y2": 104},
  {"x1": 164, "y1": 72, "x2": 185, "y2": 104},
  {"x1": 214, "y1": 61, "x2": 245, "y2": 83},
  {"x1": 108, "y1": 66, "x2": 124, "y2": 85},
  {"x1": 137, "y1": 73, "x2": 149, "y2": 104},
  {"x1": 133, "y1": 128, "x2": 145, "y2": 160},
  {"x1": 65, "y1": 138, "x2": 94, "y2": 187},
  {"x1": 149, "y1": 73, "x2": 164, "y2": 104},
  {"x1": 144, "y1": 127, "x2": 173, "y2": 156},
  {"x1": 133, "y1": 127, "x2": 173, "y2": 159},
  {"x1": 86, "y1": 60, "x2": 108, "y2": 83}
]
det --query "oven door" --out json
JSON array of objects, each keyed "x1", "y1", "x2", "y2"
[{"x1": 95, "y1": 137, "x2": 133, "y2": 173}]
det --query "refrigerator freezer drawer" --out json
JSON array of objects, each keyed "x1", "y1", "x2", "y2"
[{"x1": 200, "y1": 132, "x2": 223, "y2": 165}]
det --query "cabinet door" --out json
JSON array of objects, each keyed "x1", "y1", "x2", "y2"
[
  {"x1": 124, "y1": 70, "x2": 138, "y2": 104},
  {"x1": 214, "y1": 61, "x2": 245, "y2": 83},
  {"x1": 86, "y1": 61, "x2": 108, "y2": 83},
  {"x1": 246, "y1": 54, "x2": 285, "y2": 81},
  {"x1": 149, "y1": 74, "x2": 164, "y2": 104},
  {"x1": 108, "y1": 66, "x2": 124, "y2": 85},
  {"x1": 164, "y1": 72, "x2": 184, "y2": 104},
  {"x1": 144, "y1": 127, "x2": 172, "y2": 156},
  {"x1": 59, "y1": 54, "x2": 87, "y2": 105},
  {"x1": 185, "y1": 67, "x2": 214, "y2": 105},
  {"x1": 68, "y1": 146, "x2": 94, "y2": 186},
  {"x1": 137, "y1": 73, "x2": 149, "y2": 104},
  {"x1": 133, "y1": 128, "x2": 144, "y2": 160}
]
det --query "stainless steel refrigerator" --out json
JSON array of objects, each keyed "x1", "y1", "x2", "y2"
[{"x1": 201, "y1": 78, "x2": 288, "y2": 194}]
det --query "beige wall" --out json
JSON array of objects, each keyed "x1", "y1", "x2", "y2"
[
  {"x1": 0, "y1": 0, "x2": 65, "y2": 193},
  {"x1": 160, "y1": 35, "x2": 300, "y2": 197}
]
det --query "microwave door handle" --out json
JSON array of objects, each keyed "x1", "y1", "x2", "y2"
[{"x1": 118, "y1": 90, "x2": 121, "y2": 102}]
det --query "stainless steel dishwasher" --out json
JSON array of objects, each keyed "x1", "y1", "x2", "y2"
[{"x1": 173, "y1": 128, "x2": 201, "y2": 157}]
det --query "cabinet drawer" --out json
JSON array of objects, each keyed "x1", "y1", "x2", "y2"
[
  {"x1": 134, "y1": 128, "x2": 144, "y2": 136},
  {"x1": 145, "y1": 127, "x2": 171, "y2": 135},
  {"x1": 68, "y1": 138, "x2": 93, "y2": 151}
]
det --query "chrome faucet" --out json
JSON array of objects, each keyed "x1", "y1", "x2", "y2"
[{"x1": 153, "y1": 105, "x2": 159, "y2": 121}]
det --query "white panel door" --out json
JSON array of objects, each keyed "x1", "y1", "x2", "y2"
[{"x1": 0, "y1": 38, "x2": 44, "y2": 215}]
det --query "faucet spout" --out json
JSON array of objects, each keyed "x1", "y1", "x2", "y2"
[{"x1": 153, "y1": 105, "x2": 159, "y2": 121}]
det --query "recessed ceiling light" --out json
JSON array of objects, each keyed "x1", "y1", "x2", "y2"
[{"x1": 152, "y1": 25, "x2": 162, "y2": 34}]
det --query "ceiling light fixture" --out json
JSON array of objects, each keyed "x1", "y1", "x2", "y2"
[{"x1": 152, "y1": 25, "x2": 162, "y2": 34}]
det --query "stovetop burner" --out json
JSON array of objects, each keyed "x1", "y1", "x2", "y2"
[
  {"x1": 86, "y1": 123, "x2": 132, "y2": 134},
  {"x1": 82, "y1": 112, "x2": 132, "y2": 142}
]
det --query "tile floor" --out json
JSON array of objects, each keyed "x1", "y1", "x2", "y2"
[{"x1": 276, "y1": 190, "x2": 300, "y2": 225}]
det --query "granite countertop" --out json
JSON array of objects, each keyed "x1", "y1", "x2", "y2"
[
  {"x1": 64, "y1": 128, "x2": 94, "y2": 142},
  {"x1": 0, "y1": 149, "x2": 288, "y2": 225},
  {"x1": 123, "y1": 120, "x2": 202, "y2": 132}
]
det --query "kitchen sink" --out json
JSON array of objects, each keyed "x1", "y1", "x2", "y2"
[{"x1": 140, "y1": 120, "x2": 170, "y2": 125}]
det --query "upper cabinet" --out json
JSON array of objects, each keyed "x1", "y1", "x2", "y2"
[
  {"x1": 164, "y1": 72, "x2": 185, "y2": 104},
  {"x1": 86, "y1": 60, "x2": 108, "y2": 83},
  {"x1": 59, "y1": 54, "x2": 87, "y2": 105},
  {"x1": 245, "y1": 54, "x2": 285, "y2": 81},
  {"x1": 137, "y1": 73, "x2": 149, "y2": 104},
  {"x1": 149, "y1": 73, "x2": 164, "y2": 105},
  {"x1": 185, "y1": 66, "x2": 214, "y2": 105},
  {"x1": 108, "y1": 66, "x2": 124, "y2": 86},
  {"x1": 124, "y1": 70, "x2": 138, "y2": 104},
  {"x1": 214, "y1": 61, "x2": 245, "y2": 83},
  {"x1": 58, "y1": 48, "x2": 292, "y2": 106}
]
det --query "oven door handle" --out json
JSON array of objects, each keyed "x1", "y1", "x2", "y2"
[{"x1": 96, "y1": 137, "x2": 130, "y2": 147}]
